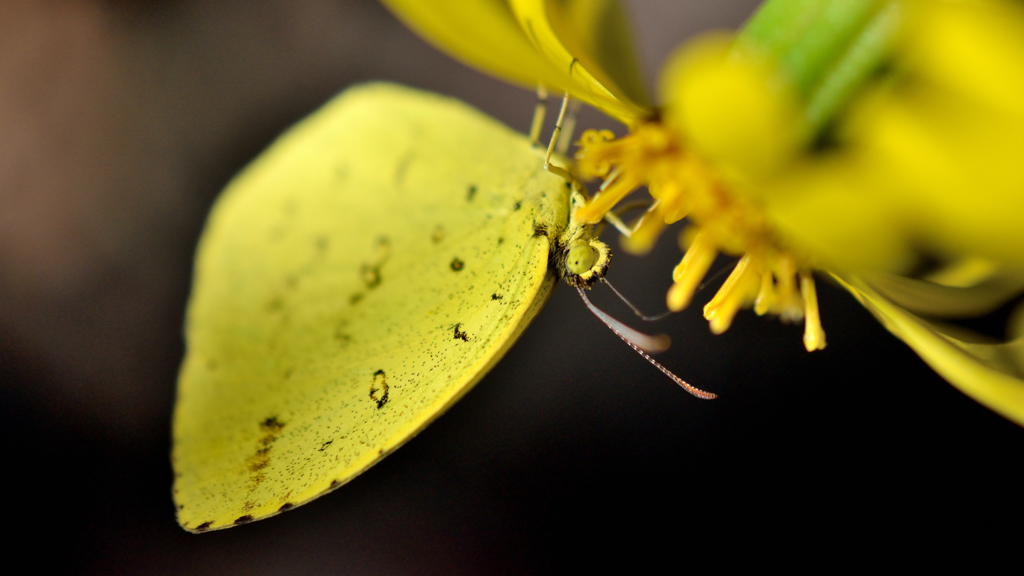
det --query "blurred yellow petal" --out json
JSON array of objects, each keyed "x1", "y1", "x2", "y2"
[
  {"x1": 924, "y1": 257, "x2": 999, "y2": 288},
  {"x1": 508, "y1": 0, "x2": 650, "y2": 124},
  {"x1": 863, "y1": 270, "x2": 1024, "y2": 320},
  {"x1": 380, "y1": 0, "x2": 578, "y2": 95},
  {"x1": 836, "y1": 274, "x2": 1024, "y2": 426},
  {"x1": 757, "y1": 153, "x2": 914, "y2": 273},
  {"x1": 698, "y1": 0, "x2": 1024, "y2": 276},
  {"x1": 901, "y1": 0, "x2": 1024, "y2": 119},
  {"x1": 658, "y1": 33, "x2": 803, "y2": 181},
  {"x1": 847, "y1": 80, "x2": 1024, "y2": 268}
]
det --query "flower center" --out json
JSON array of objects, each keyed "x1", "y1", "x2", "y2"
[{"x1": 573, "y1": 122, "x2": 826, "y2": 352}]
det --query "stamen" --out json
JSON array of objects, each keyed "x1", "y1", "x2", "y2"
[
  {"x1": 576, "y1": 129, "x2": 617, "y2": 178},
  {"x1": 575, "y1": 171, "x2": 642, "y2": 224},
  {"x1": 800, "y1": 271, "x2": 827, "y2": 351},
  {"x1": 703, "y1": 255, "x2": 759, "y2": 334},
  {"x1": 570, "y1": 119, "x2": 827, "y2": 352},
  {"x1": 648, "y1": 180, "x2": 689, "y2": 224},
  {"x1": 667, "y1": 229, "x2": 717, "y2": 311},
  {"x1": 753, "y1": 269, "x2": 776, "y2": 316},
  {"x1": 598, "y1": 167, "x2": 622, "y2": 192},
  {"x1": 774, "y1": 253, "x2": 804, "y2": 322}
]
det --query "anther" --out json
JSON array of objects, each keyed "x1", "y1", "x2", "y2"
[
  {"x1": 667, "y1": 229, "x2": 717, "y2": 311},
  {"x1": 703, "y1": 254, "x2": 758, "y2": 334},
  {"x1": 800, "y1": 271, "x2": 827, "y2": 351}
]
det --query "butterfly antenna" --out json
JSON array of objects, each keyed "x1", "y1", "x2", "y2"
[
  {"x1": 576, "y1": 287, "x2": 717, "y2": 399},
  {"x1": 697, "y1": 260, "x2": 736, "y2": 292},
  {"x1": 600, "y1": 277, "x2": 671, "y2": 321}
]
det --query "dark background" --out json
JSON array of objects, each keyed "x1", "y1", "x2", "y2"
[{"x1": 2, "y1": 1, "x2": 1020, "y2": 572}]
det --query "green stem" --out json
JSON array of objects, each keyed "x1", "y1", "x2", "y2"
[{"x1": 738, "y1": 0, "x2": 903, "y2": 135}]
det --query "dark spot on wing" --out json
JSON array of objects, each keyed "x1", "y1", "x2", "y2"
[
  {"x1": 234, "y1": 515, "x2": 254, "y2": 526},
  {"x1": 452, "y1": 323, "x2": 469, "y2": 342},
  {"x1": 195, "y1": 521, "x2": 213, "y2": 532},
  {"x1": 334, "y1": 327, "x2": 351, "y2": 344},
  {"x1": 450, "y1": 257, "x2": 464, "y2": 271},
  {"x1": 260, "y1": 417, "x2": 285, "y2": 433},
  {"x1": 249, "y1": 448, "x2": 271, "y2": 472},
  {"x1": 266, "y1": 296, "x2": 284, "y2": 313},
  {"x1": 513, "y1": 201, "x2": 522, "y2": 211},
  {"x1": 569, "y1": 57, "x2": 579, "y2": 77},
  {"x1": 370, "y1": 369, "x2": 389, "y2": 409},
  {"x1": 466, "y1": 184, "x2": 477, "y2": 201},
  {"x1": 360, "y1": 236, "x2": 391, "y2": 289},
  {"x1": 245, "y1": 417, "x2": 285, "y2": 485},
  {"x1": 319, "y1": 440, "x2": 334, "y2": 452},
  {"x1": 330, "y1": 479, "x2": 341, "y2": 489},
  {"x1": 361, "y1": 266, "x2": 381, "y2": 289},
  {"x1": 349, "y1": 292, "x2": 364, "y2": 305},
  {"x1": 394, "y1": 150, "x2": 414, "y2": 184},
  {"x1": 491, "y1": 293, "x2": 503, "y2": 300},
  {"x1": 498, "y1": 237, "x2": 504, "y2": 245},
  {"x1": 278, "y1": 503, "x2": 294, "y2": 512},
  {"x1": 432, "y1": 225, "x2": 445, "y2": 244},
  {"x1": 533, "y1": 223, "x2": 548, "y2": 237}
]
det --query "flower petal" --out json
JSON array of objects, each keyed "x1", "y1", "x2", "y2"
[
  {"x1": 835, "y1": 274, "x2": 1024, "y2": 426},
  {"x1": 757, "y1": 153, "x2": 915, "y2": 273},
  {"x1": 862, "y1": 270, "x2": 1024, "y2": 319},
  {"x1": 847, "y1": 79, "x2": 1024, "y2": 269},
  {"x1": 711, "y1": 0, "x2": 1024, "y2": 275},
  {"x1": 380, "y1": 0, "x2": 580, "y2": 95},
  {"x1": 658, "y1": 33, "x2": 803, "y2": 181},
  {"x1": 508, "y1": 0, "x2": 650, "y2": 124}
]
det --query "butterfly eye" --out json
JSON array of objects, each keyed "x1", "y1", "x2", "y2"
[{"x1": 566, "y1": 243, "x2": 598, "y2": 275}]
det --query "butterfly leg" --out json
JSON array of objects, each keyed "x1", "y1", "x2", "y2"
[
  {"x1": 543, "y1": 93, "x2": 574, "y2": 183},
  {"x1": 554, "y1": 98, "x2": 581, "y2": 156},
  {"x1": 528, "y1": 85, "x2": 548, "y2": 147}
]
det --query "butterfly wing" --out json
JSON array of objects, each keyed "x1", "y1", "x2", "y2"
[{"x1": 173, "y1": 83, "x2": 570, "y2": 532}]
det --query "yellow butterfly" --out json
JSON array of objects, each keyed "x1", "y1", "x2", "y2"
[{"x1": 172, "y1": 83, "x2": 710, "y2": 532}]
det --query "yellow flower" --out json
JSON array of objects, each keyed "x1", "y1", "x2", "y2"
[{"x1": 382, "y1": 0, "x2": 1024, "y2": 425}]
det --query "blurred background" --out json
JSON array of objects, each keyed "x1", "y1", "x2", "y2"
[{"x1": 2, "y1": 0, "x2": 1021, "y2": 572}]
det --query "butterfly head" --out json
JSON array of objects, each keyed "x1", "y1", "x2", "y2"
[
  {"x1": 551, "y1": 189, "x2": 607, "y2": 287},
  {"x1": 557, "y1": 235, "x2": 610, "y2": 288}
]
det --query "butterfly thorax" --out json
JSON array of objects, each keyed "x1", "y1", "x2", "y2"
[{"x1": 550, "y1": 186, "x2": 610, "y2": 289}]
